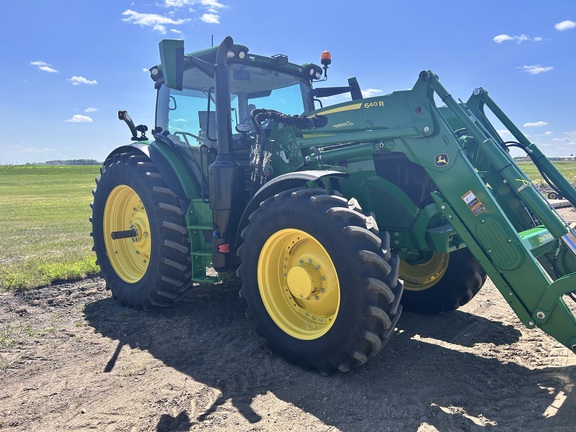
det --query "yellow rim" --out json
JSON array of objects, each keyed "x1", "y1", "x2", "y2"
[
  {"x1": 258, "y1": 229, "x2": 340, "y2": 340},
  {"x1": 103, "y1": 185, "x2": 151, "y2": 283},
  {"x1": 400, "y1": 252, "x2": 449, "y2": 291}
]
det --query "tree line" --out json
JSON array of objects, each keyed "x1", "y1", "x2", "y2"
[{"x1": 25, "y1": 159, "x2": 102, "y2": 166}]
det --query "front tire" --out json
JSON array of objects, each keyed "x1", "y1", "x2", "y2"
[
  {"x1": 400, "y1": 248, "x2": 486, "y2": 314},
  {"x1": 91, "y1": 152, "x2": 192, "y2": 309},
  {"x1": 237, "y1": 188, "x2": 403, "y2": 373}
]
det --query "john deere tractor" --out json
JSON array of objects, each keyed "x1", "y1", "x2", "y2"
[{"x1": 91, "y1": 36, "x2": 576, "y2": 373}]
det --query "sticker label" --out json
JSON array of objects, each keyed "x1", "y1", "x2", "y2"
[{"x1": 462, "y1": 190, "x2": 486, "y2": 216}]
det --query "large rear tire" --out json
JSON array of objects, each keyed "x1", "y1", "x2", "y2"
[
  {"x1": 237, "y1": 188, "x2": 403, "y2": 373},
  {"x1": 91, "y1": 152, "x2": 192, "y2": 309},
  {"x1": 399, "y1": 248, "x2": 486, "y2": 314}
]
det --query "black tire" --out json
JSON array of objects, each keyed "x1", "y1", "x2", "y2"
[
  {"x1": 91, "y1": 152, "x2": 192, "y2": 309},
  {"x1": 400, "y1": 248, "x2": 486, "y2": 314},
  {"x1": 237, "y1": 188, "x2": 403, "y2": 373}
]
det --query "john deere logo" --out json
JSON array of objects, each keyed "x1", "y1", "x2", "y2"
[{"x1": 435, "y1": 153, "x2": 449, "y2": 167}]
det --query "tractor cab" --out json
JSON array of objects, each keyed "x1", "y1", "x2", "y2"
[{"x1": 151, "y1": 42, "x2": 319, "y2": 149}]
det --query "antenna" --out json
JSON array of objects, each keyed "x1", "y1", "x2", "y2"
[{"x1": 211, "y1": 34, "x2": 214, "y2": 47}]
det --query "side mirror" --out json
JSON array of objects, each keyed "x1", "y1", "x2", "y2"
[{"x1": 159, "y1": 39, "x2": 184, "y2": 90}]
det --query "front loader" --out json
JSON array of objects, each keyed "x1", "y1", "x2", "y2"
[{"x1": 91, "y1": 36, "x2": 576, "y2": 374}]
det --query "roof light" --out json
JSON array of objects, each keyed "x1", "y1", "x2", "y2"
[{"x1": 321, "y1": 51, "x2": 332, "y2": 66}]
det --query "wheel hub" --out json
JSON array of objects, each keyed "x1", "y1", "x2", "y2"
[
  {"x1": 103, "y1": 185, "x2": 151, "y2": 283},
  {"x1": 286, "y1": 263, "x2": 323, "y2": 299},
  {"x1": 400, "y1": 252, "x2": 449, "y2": 291},
  {"x1": 258, "y1": 228, "x2": 340, "y2": 340}
]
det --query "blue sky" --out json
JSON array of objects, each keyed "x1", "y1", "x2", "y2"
[{"x1": 1, "y1": 1, "x2": 575, "y2": 164}]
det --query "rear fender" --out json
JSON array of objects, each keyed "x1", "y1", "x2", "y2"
[
  {"x1": 234, "y1": 170, "x2": 348, "y2": 249},
  {"x1": 104, "y1": 144, "x2": 188, "y2": 206}
]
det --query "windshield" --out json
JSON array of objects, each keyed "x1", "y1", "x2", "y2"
[{"x1": 156, "y1": 64, "x2": 311, "y2": 144}]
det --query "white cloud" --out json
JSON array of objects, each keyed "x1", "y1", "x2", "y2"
[
  {"x1": 517, "y1": 65, "x2": 554, "y2": 75},
  {"x1": 493, "y1": 34, "x2": 541, "y2": 44},
  {"x1": 65, "y1": 115, "x2": 93, "y2": 123},
  {"x1": 30, "y1": 60, "x2": 59, "y2": 73},
  {"x1": 544, "y1": 131, "x2": 553, "y2": 135},
  {"x1": 164, "y1": 0, "x2": 193, "y2": 6},
  {"x1": 497, "y1": 129, "x2": 513, "y2": 139},
  {"x1": 84, "y1": 107, "x2": 98, "y2": 113},
  {"x1": 524, "y1": 121, "x2": 548, "y2": 127},
  {"x1": 170, "y1": 29, "x2": 184, "y2": 36},
  {"x1": 555, "y1": 20, "x2": 576, "y2": 31},
  {"x1": 39, "y1": 66, "x2": 59, "y2": 73},
  {"x1": 200, "y1": 13, "x2": 219, "y2": 23},
  {"x1": 68, "y1": 76, "x2": 98, "y2": 85},
  {"x1": 154, "y1": 25, "x2": 168, "y2": 34},
  {"x1": 201, "y1": 0, "x2": 226, "y2": 10},
  {"x1": 362, "y1": 88, "x2": 384, "y2": 98},
  {"x1": 122, "y1": 9, "x2": 190, "y2": 34},
  {"x1": 493, "y1": 34, "x2": 513, "y2": 43},
  {"x1": 165, "y1": 0, "x2": 225, "y2": 9},
  {"x1": 125, "y1": 1, "x2": 227, "y2": 33}
]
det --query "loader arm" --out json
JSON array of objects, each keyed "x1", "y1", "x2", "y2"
[
  {"x1": 424, "y1": 72, "x2": 576, "y2": 352},
  {"x1": 410, "y1": 72, "x2": 576, "y2": 351},
  {"x1": 301, "y1": 71, "x2": 576, "y2": 353}
]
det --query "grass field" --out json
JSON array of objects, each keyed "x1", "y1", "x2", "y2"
[
  {"x1": 0, "y1": 161, "x2": 574, "y2": 291},
  {"x1": 516, "y1": 161, "x2": 576, "y2": 186},
  {"x1": 0, "y1": 165, "x2": 101, "y2": 290}
]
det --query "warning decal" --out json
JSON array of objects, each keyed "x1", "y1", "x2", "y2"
[{"x1": 462, "y1": 190, "x2": 486, "y2": 216}]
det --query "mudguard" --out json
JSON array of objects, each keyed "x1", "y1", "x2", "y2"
[
  {"x1": 104, "y1": 143, "x2": 195, "y2": 209},
  {"x1": 234, "y1": 170, "x2": 348, "y2": 248}
]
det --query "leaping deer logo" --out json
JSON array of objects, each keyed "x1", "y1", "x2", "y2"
[{"x1": 435, "y1": 153, "x2": 449, "y2": 167}]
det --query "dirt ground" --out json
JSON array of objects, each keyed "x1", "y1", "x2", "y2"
[{"x1": 2, "y1": 209, "x2": 576, "y2": 432}]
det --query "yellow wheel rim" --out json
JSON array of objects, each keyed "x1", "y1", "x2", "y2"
[
  {"x1": 103, "y1": 185, "x2": 151, "y2": 283},
  {"x1": 258, "y1": 229, "x2": 340, "y2": 340},
  {"x1": 400, "y1": 252, "x2": 449, "y2": 291}
]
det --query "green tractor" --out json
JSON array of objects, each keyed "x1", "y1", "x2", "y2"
[{"x1": 91, "y1": 36, "x2": 576, "y2": 373}]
